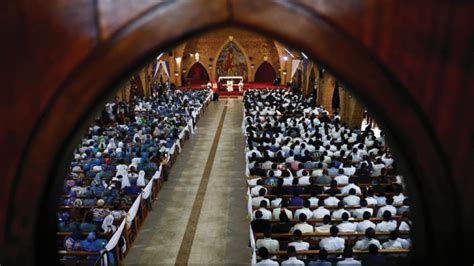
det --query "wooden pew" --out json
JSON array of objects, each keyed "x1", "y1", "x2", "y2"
[
  {"x1": 268, "y1": 248, "x2": 410, "y2": 256},
  {"x1": 265, "y1": 217, "x2": 402, "y2": 224},
  {"x1": 254, "y1": 231, "x2": 409, "y2": 240}
]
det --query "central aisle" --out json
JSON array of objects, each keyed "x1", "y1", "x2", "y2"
[{"x1": 124, "y1": 99, "x2": 249, "y2": 265}]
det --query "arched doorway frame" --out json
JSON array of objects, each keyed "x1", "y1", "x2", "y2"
[
  {"x1": 5, "y1": 1, "x2": 457, "y2": 264},
  {"x1": 212, "y1": 38, "x2": 250, "y2": 81},
  {"x1": 186, "y1": 62, "x2": 210, "y2": 84},
  {"x1": 254, "y1": 61, "x2": 277, "y2": 83}
]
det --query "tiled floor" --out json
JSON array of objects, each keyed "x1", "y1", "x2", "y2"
[{"x1": 124, "y1": 99, "x2": 249, "y2": 265}]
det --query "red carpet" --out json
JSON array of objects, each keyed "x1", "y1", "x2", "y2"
[{"x1": 178, "y1": 82, "x2": 288, "y2": 97}]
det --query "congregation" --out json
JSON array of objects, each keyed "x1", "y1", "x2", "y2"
[
  {"x1": 56, "y1": 87, "x2": 212, "y2": 264},
  {"x1": 243, "y1": 89, "x2": 412, "y2": 265}
]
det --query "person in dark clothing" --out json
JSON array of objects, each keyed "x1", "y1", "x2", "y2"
[
  {"x1": 251, "y1": 210, "x2": 271, "y2": 233},
  {"x1": 271, "y1": 212, "x2": 292, "y2": 233},
  {"x1": 324, "y1": 180, "x2": 341, "y2": 195},
  {"x1": 286, "y1": 178, "x2": 304, "y2": 195},
  {"x1": 288, "y1": 191, "x2": 305, "y2": 206},
  {"x1": 362, "y1": 244, "x2": 387, "y2": 266},
  {"x1": 270, "y1": 178, "x2": 286, "y2": 195},
  {"x1": 304, "y1": 177, "x2": 323, "y2": 195},
  {"x1": 355, "y1": 162, "x2": 372, "y2": 184}
]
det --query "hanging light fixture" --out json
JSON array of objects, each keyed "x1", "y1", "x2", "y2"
[
  {"x1": 195, "y1": 52, "x2": 200, "y2": 62},
  {"x1": 175, "y1": 56, "x2": 182, "y2": 65}
]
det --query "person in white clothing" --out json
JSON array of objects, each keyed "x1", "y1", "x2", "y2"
[
  {"x1": 382, "y1": 231, "x2": 403, "y2": 249},
  {"x1": 392, "y1": 185, "x2": 406, "y2": 205},
  {"x1": 290, "y1": 213, "x2": 314, "y2": 234},
  {"x1": 381, "y1": 152, "x2": 394, "y2": 166},
  {"x1": 371, "y1": 158, "x2": 385, "y2": 177},
  {"x1": 311, "y1": 164, "x2": 324, "y2": 177},
  {"x1": 351, "y1": 199, "x2": 373, "y2": 218},
  {"x1": 252, "y1": 188, "x2": 270, "y2": 206},
  {"x1": 336, "y1": 247, "x2": 361, "y2": 265},
  {"x1": 340, "y1": 177, "x2": 361, "y2": 195},
  {"x1": 397, "y1": 212, "x2": 412, "y2": 232},
  {"x1": 248, "y1": 177, "x2": 262, "y2": 186},
  {"x1": 319, "y1": 226, "x2": 345, "y2": 251},
  {"x1": 273, "y1": 200, "x2": 293, "y2": 220},
  {"x1": 308, "y1": 191, "x2": 319, "y2": 206},
  {"x1": 342, "y1": 189, "x2": 360, "y2": 206},
  {"x1": 375, "y1": 211, "x2": 397, "y2": 232},
  {"x1": 253, "y1": 201, "x2": 272, "y2": 220},
  {"x1": 355, "y1": 211, "x2": 376, "y2": 233},
  {"x1": 294, "y1": 200, "x2": 313, "y2": 222},
  {"x1": 331, "y1": 201, "x2": 350, "y2": 220},
  {"x1": 312, "y1": 199, "x2": 331, "y2": 219},
  {"x1": 315, "y1": 215, "x2": 332, "y2": 233},
  {"x1": 251, "y1": 179, "x2": 268, "y2": 196},
  {"x1": 271, "y1": 195, "x2": 283, "y2": 207},
  {"x1": 283, "y1": 175, "x2": 294, "y2": 186},
  {"x1": 298, "y1": 171, "x2": 311, "y2": 185},
  {"x1": 397, "y1": 199, "x2": 410, "y2": 215},
  {"x1": 396, "y1": 237, "x2": 411, "y2": 249},
  {"x1": 324, "y1": 191, "x2": 340, "y2": 207},
  {"x1": 376, "y1": 197, "x2": 397, "y2": 217},
  {"x1": 281, "y1": 246, "x2": 305, "y2": 266},
  {"x1": 337, "y1": 213, "x2": 356, "y2": 232},
  {"x1": 334, "y1": 169, "x2": 349, "y2": 185},
  {"x1": 342, "y1": 162, "x2": 356, "y2": 176},
  {"x1": 353, "y1": 228, "x2": 381, "y2": 250},
  {"x1": 288, "y1": 230, "x2": 310, "y2": 260},
  {"x1": 256, "y1": 247, "x2": 279, "y2": 265},
  {"x1": 364, "y1": 190, "x2": 379, "y2": 206},
  {"x1": 256, "y1": 230, "x2": 280, "y2": 259}
]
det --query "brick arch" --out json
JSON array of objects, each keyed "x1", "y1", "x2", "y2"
[
  {"x1": 186, "y1": 62, "x2": 209, "y2": 84},
  {"x1": 1, "y1": 1, "x2": 464, "y2": 265},
  {"x1": 254, "y1": 61, "x2": 276, "y2": 83}
]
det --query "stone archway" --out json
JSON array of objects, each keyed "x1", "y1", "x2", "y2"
[
  {"x1": 254, "y1": 61, "x2": 276, "y2": 83},
  {"x1": 187, "y1": 62, "x2": 210, "y2": 84},
  {"x1": 0, "y1": 1, "x2": 462, "y2": 265},
  {"x1": 215, "y1": 40, "x2": 249, "y2": 81}
]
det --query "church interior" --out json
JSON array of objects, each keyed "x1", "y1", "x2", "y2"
[{"x1": 0, "y1": 1, "x2": 473, "y2": 266}]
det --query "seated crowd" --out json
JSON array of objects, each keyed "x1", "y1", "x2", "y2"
[
  {"x1": 57, "y1": 88, "x2": 212, "y2": 264},
  {"x1": 243, "y1": 89, "x2": 411, "y2": 265}
]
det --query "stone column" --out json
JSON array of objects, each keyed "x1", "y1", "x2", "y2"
[
  {"x1": 339, "y1": 87, "x2": 364, "y2": 129},
  {"x1": 319, "y1": 73, "x2": 335, "y2": 113}
]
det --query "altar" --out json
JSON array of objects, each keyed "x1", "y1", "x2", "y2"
[{"x1": 218, "y1": 76, "x2": 244, "y2": 92}]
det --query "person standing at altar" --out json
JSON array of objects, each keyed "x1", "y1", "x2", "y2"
[
  {"x1": 212, "y1": 79, "x2": 219, "y2": 101},
  {"x1": 238, "y1": 80, "x2": 244, "y2": 92}
]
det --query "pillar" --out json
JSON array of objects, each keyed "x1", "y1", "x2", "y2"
[
  {"x1": 339, "y1": 86, "x2": 364, "y2": 129},
  {"x1": 319, "y1": 73, "x2": 335, "y2": 114}
]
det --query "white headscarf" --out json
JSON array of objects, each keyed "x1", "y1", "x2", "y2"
[
  {"x1": 101, "y1": 215, "x2": 117, "y2": 233},
  {"x1": 118, "y1": 170, "x2": 130, "y2": 188},
  {"x1": 137, "y1": 170, "x2": 146, "y2": 186},
  {"x1": 107, "y1": 138, "x2": 117, "y2": 149}
]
